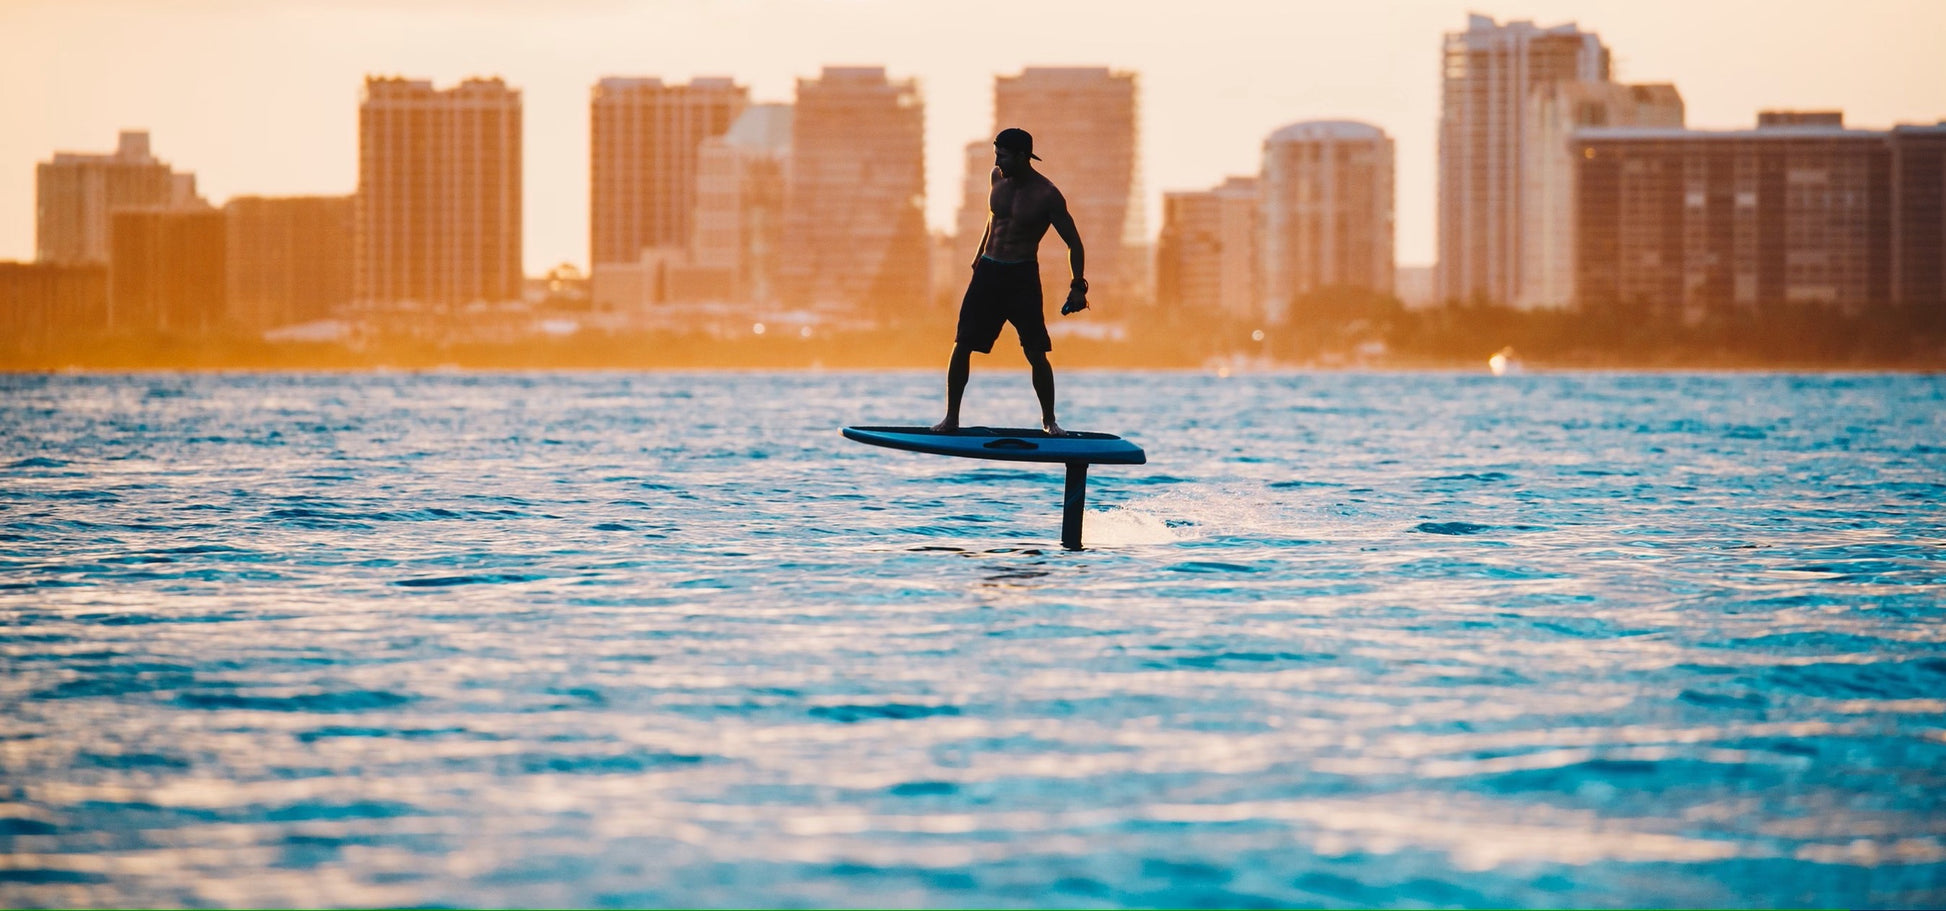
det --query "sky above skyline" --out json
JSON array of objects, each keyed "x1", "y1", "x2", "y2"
[{"x1": 4, "y1": 0, "x2": 1944, "y2": 274}]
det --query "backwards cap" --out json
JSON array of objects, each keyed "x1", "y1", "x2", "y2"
[{"x1": 995, "y1": 127, "x2": 1041, "y2": 161}]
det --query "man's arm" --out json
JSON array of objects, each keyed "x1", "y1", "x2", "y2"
[
  {"x1": 1050, "y1": 200, "x2": 1088, "y2": 314},
  {"x1": 971, "y1": 167, "x2": 1000, "y2": 268},
  {"x1": 970, "y1": 217, "x2": 993, "y2": 270}
]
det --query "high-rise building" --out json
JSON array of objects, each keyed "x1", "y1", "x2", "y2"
[
  {"x1": 36, "y1": 131, "x2": 200, "y2": 266},
  {"x1": 1260, "y1": 121, "x2": 1395, "y2": 324},
  {"x1": 777, "y1": 67, "x2": 927, "y2": 316},
  {"x1": 355, "y1": 76, "x2": 522, "y2": 309},
  {"x1": 690, "y1": 103, "x2": 793, "y2": 305},
  {"x1": 1891, "y1": 123, "x2": 1946, "y2": 311},
  {"x1": 224, "y1": 195, "x2": 354, "y2": 329},
  {"x1": 1574, "y1": 114, "x2": 1893, "y2": 320},
  {"x1": 109, "y1": 207, "x2": 227, "y2": 334},
  {"x1": 590, "y1": 77, "x2": 749, "y2": 270},
  {"x1": 1519, "y1": 81, "x2": 1684, "y2": 308},
  {"x1": 1156, "y1": 176, "x2": 1260, "y2": 321},
  {"x1": 1439, "y1": 14, "x2": 1609, "y2": 304},
  {"x1": 991, "y1": 67, "x2": 1144, "y2": 302}
]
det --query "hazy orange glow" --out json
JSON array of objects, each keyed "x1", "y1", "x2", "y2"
[{"x1": 3, "y1": 0, "x2": 1943, "y2": 272}]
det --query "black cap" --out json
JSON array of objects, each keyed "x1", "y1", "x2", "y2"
[{"x1": 995, "y1": 127, "x2": 1041, "y2": 161}]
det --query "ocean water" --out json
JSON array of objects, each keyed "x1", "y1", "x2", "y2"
[{"x1": 2, "y1": 369, "x2": 1943, "y2": 908}]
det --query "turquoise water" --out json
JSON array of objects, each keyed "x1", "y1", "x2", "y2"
[{"x1": 2, "y1": 370, "x2": 1943, "y2": 907}]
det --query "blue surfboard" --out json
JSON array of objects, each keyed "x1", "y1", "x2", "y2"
[{"x1": 842, "y1": 425, "x2": 1146, "y2": 465}]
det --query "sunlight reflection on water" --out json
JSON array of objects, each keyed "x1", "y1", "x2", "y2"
[{"x1": 2, "y1": 370, "x2": 1943, "y2": 907}]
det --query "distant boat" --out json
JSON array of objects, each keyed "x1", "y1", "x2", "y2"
[{"x1": 1488, "y1": 346, "x2": 1523, "y2": 376}]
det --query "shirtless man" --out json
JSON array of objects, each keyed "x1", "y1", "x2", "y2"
[{"x1": 933, "y1": 127, "x2": 1087, "y2": 436}]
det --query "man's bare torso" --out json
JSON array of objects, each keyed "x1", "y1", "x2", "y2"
[{"x1": 981, "y1": 168, "x2": 1064, "y2": 263}]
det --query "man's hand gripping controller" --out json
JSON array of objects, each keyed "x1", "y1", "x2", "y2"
[{"x1": 1061, "y1": 278, "x2": 1089, "y2": 316}]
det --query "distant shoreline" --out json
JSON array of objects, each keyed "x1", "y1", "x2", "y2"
[
  {"x1": 7, "y1": 321, "x2": 1944, "y2": 374},
  {"x1": 6, "y1": 358, "x2": 1942, "y2": 374}
]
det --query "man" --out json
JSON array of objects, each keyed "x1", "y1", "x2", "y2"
[{"x1": 933, "y1": 127, "x2": 1087, "y2": 436}]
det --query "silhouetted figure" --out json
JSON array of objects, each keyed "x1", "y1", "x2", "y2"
[{"x1": 933, "y1": 128, "x2": 1087, "y2": 436}]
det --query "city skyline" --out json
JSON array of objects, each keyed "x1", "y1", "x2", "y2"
[{"x1": 4, "y1": 1, "x2": 1943, "y2": 276}]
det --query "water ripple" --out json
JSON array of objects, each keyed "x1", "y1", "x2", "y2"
[{"x1": 1, "y1": 370, "x2": 1942, "y2": 907}]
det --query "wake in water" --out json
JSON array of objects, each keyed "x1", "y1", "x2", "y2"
[
  {"x1": 1085, "y1": 502, "x2": 1182, "y2": 546},
  {"x1": 1088, "y1": 483, "x2": 1337, "y2": 547}
]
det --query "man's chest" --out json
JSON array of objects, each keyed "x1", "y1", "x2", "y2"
[{"x1": 989, "y1": 182, "x2": 1046, "y2": 220}]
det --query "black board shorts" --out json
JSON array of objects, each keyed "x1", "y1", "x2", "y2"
[{"x1": 955, "y1": 257, "x2": 1050, "y2": 354}]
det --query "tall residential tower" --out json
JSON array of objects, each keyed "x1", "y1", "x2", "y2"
[
  {"x1": 355, "y1": 76, "x2": 522, "y2": 309},
  {"x1": 1438, "y1": 14, "x2": 1608, "y2": 305},
  {"x1": 1260, "y1": 120, "x2": 1396, "y2": 323},
  {"x1": 589, "y1": 77, "x2": 749, "y2": 269},
  {"x1": 776, "y1": 67, "x2": 927, "y2": 316},
  {"x1": 36, "y1": 131, "x2": 200, "y2": 266}
]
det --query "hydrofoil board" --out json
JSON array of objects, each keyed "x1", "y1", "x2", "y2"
[{"x1": 842, "y1": 425, "x2": 1145, "y2": 465}]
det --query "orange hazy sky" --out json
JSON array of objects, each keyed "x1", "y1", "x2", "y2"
[{"x1": 4, "y1": 0, "x2": 1943, "y2": 274}]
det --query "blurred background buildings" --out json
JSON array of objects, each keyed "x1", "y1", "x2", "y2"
[
  {"x1": 354, "y1": 77, "x2": 523, "y2": 313},
  {"x1": 1437, "y1": 14, "x2": 1611, "y2": 307},
  {"x1": 775, "y1": 66, "x2": 928, "y2": 320},
  {"x1": 3, "y1": 12, "x2": 1942, "y2": 360},
  {"x1": 1157, "y1": 176, "x2": 1259, "y2": 323},
  {"x1": 224, "y1": 195, "x2": 354, "y2": 331},
  {"x1": 1573, "y1": 113, "x2": 1946, "y2": 321},
  {"x1": 1155, "y1": 119, "x2": 1396, "y2": 328},
  {"x1": 690, "y1": 104, "x2": 793, "y2": 310},
  {"x1": 588, "y1": 76, "x2": 748, "y2": 311},
  {"x1": 36, "y1": 130, "x2": 201, "y2": 267}
]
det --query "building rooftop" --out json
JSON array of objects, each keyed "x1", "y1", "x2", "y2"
[
  {"x1": 599, "y1": 76, "x2": 664, "y2": 90},
  {"x1": 1464, "y1": 13, "x2": 1591, "y2": 37},
  {"x1": 1217, "y1": 176, "x2": 1259, "y2": 193},
  {"x1": 1758, "y1": 110, "x2": 1844, "y2": 128},
  {"x1": 1576, "y1": 125, "x2": 1886, "y2": 141},
  {"x1": 1266, "y1": 120, "x2": 1387, "y2": 143},
  {"x1": 48, "y1": 130, "x2": 161, "y2": 166},
  {"x1": 596, "y1": 76, "x2": 739, "y2": 92},
  {"x1": 1006, "y1": 66, "x2": 1126, "y2": 83},
  {"x1": 362, "y1": 76, "x2": 515, "y2": 99},
  {"x1": 818, "y1": 66, "x2": 889, "y2": 82}
]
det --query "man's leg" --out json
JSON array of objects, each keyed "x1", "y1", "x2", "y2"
[
  {"x1": 1025, "y1": 349, "x2": 1062, "y2": 436},
  {"x1": 933, "y1": 343, "x2": 974, "y2": 432}
]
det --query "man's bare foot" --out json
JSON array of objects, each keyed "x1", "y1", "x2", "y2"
[
  {"x1": 930, "y1": 418, "x2": 959, "y2": 433},
  {"x1": 1041, "y1": 419, "x2": 1065, "y2": 436}
]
